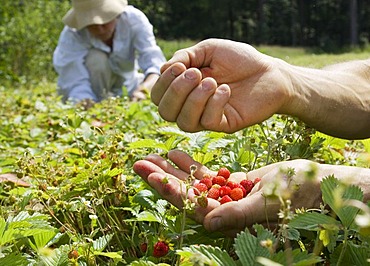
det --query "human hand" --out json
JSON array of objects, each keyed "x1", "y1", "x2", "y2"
[
  {"x1": 151, "y1": 39, "x2": 292, "y2": 133},
  {"x1": 133, "y1": 150, "x2": 325, "y2": 237}
]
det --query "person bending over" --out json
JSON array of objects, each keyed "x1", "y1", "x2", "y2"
[{"x1": 53, "y1": 0, "x2": 166, "y2": 108}]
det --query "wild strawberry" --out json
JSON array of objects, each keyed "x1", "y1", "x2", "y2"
[
  {"x1": 68, "y1": 250, "x2": 79, "y2": 259},
  {"x1": 240, "y1": 179, "x2": 254, "y2": 194},
  {"x1": 197, "y1": 195, "x2": 208, "y2": 208},
  {"x1": 207, "y1": 186, "x2": 220, "y2": 199},
  {"x1": 219, "y1": 195, "x2": 233, "y2": 204},
  {"x1": 153, "y1": 241, "x2": 169, "y2": 258},
  {"x1": 140, "y1": 242, "x2": 148, "y2": 253},
  {"x1": 200, "y1": 177, "x2": 213, "y2": 189},
  {"x1": 226, "y1": 181, "x2": 238, "y2": 189},
  {"x1": 217, "y1": 167, "x2": 231, "y2": 179},
  {"x1": 254, "y1": 177, "x2": 262, "y2": 184},
  {"x1": 230, "y1": 187, "x2": 244, "y2": 201},
  {"x1": 219, "y1": 186, "x2": 231, "y2": 197},
  {"x1": 193, "y1": 183, "x2": 208, "y2": 195},
  {"x1": 237, "y1": 184, "x2": 247, "y2": 197},
  {"x1": 212, "y1": 175, "x2": 227, "y2": 186}
]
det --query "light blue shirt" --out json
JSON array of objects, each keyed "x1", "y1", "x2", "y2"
[{"x1": 53, "y1": 6, "x2": 166, "y2": 102}]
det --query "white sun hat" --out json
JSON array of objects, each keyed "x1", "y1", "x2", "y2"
[{"x1": 62, "y1": 0, "x2": 128, "y2": 30}]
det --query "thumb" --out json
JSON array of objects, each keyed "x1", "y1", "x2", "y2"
[{"x1": 203, "y1": 191, "x2": 280, "y2": 237}]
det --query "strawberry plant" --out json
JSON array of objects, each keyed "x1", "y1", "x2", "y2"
[{"x1": 0, "y1": 47, "x2": 369, "y2": 265}]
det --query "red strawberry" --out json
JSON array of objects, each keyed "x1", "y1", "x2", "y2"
[
  {"x1": 212, "y1": 176, "x2": 227, "y2": 186},
  {"x1": 153, "y1": 241, "x2": 169, "y2": 258},
  {"x1": 200, "y1": 177, "x2": 213, "y2": 189},
  {"x1": 217, "y1": 167, "x2": 231, "y2": 179},
  {"x1": 219, "y1": 195, "x2": 233, "y2": 204},
  {"x1": 226, "y1": 181, "x2": 238, "y2": 189},
  {"x1": 240, "y1": 179, "x2": 254, "y2": 194},
  {"x1": 193, "y1": 183, "x2": 208, "y2": 195},
  {"x1": 230, "y1": 187, "x2": 244, "y2": 201},
  {"x1": 207, "y1": 186, "x2": 220, "y2": 199},
  {"x1": 254, "y1": 177, "x2": 261, "y2": 184},
  {"x1": 237, "y1": 184, "x2": 247, "y2": 197},
  {"x1": 219, "y1": 186, "x2": 231, "y2": 197}
]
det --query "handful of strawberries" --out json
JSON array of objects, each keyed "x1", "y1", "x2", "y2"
[{"x1": 193, "y1": 167, "x2": 261, "y2": 206}]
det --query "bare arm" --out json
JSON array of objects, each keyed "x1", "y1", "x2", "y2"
[
  {"x1": 279, "y1": 58, "x2": 370, "y2": 139},
  {"x1": 151, "y1": 39, "x2": 370, "y2": 139}
]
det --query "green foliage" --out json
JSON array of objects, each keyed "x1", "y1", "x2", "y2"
[
  {"x1": 0, "y1": 45, "x2": 369, "y2": 264},
  {"x1": 0, "y1": 0, "x2": 69, "y2": 86}
]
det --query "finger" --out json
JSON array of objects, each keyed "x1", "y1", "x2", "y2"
[
  {"x1": 200, "y1": 84, "x2": 232, "y2": 132},
  {"x1": 175, "y1": 78, "x2": 218, "y2": 132},
  {"x1": 151, "y1": 62, "x2": 187, "y2": 106},
  {"x1": 146, "y1": 172, "x2": 219, "y2": 224},
  {"x1": 143, "y1": 153, "x2": 190, "y2": 181},
  {"x1": 157, "y1": 68, "x2": 202, "y2": 122},
  {"x1": 168, "y1": 150, "x2": 214, "y2": 180},
  {"x1": 133, "y1": 159, "x2": 166, "y2": 182}
]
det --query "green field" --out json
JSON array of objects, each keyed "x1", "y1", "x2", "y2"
[{"x1": 0, "y1": 43, "x2": 369, "y2": 265}]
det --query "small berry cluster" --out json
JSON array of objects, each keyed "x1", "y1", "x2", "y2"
[
  {"x1": 193, "y1": 167, "x2": 261, "y2": 206},
  {"x1": 140, "y1": 240, "x2": 170, "y2": 258}
]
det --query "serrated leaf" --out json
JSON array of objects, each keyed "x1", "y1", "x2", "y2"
[
  {"x1": 30, "y1": 229, "x2": 58, "y2": 250},
  {"x1": 0, "y1": 252, "x2": 28, "y2": 266},
  {"x1": 331, "y1": 242, "x2": 370, "y2": 266},
  {"x1": 178, "y1": 244, "x2": 236, "y2": 266},
  {"x1": 289, "y1": 212, "x2": 340, "y2": 231},
  {"x1": 234, "y1": 225, "x2": 275, "y2": 266},
  {"x1": 271, "y1": 249, "x2": 322, "y2": 265},
  {"x1": 128, "y1": 139, "x2": 167, "y2": 151},
  {"x1": 40, "y1": 245, "x2": 70, "y2": 266},
  {"x1": 125, "y1": 211, "x2": 161, "y2": 223},
  {"x1": 92, "y1": 234, "x2": 113, "y2": 251},
  {"x1": 131, "y1": 189, "x2": 155, "y2": 209},
  {"x1": 321, "y1": 176, "x2": 363, "y2": 228}
]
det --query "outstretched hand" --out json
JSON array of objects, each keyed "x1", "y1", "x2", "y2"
[
  {"x1": 133, "y1": 150, "x2": 325, "y2": 237},
  {"x1": 151, "y1": 39, "x2": 291, "y2": 133}
]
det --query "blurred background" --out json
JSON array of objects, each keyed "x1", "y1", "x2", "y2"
[{"x1": 1, "y1": 0, "x2": 369, "y2": 87}]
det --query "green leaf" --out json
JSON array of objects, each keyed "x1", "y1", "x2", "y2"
[
  {"x1": 331, "y1": 242, "x2": 370, "y2": 266},
  {"x1": 92, "y1": 234, "x2": 113, "y2": 251},
  {"x1": 40, "y1": 244, "x2": 70, "y2": 266},
  {"x1": 321, "y1": 175, "x2": 363, "y2": 228},
  {"x1": 177, "y1": 244, "x2": 237, "y2": 266},
  {"x1": 289, "y1": 212, "x2": 340, "y2": 231},
  {"x1": 128, "y1": 139, "x2": 167, "y2": 151},
  {"x1": 234, "y1": 225, "x2": 276, "y2": 266},
  {"x1": 94, "y1": 251, "x2": 123, "y2": 259},
  {"x1": 31, "y1": 229, "x2": 58, "y2": 250},
  {"x1": 125, "y1": 211, "x2": 161, "y2": 223},
  {"x1": 0, "y1": 252, "x2": 28, "y2": 266},
  {"x1": 271, "y1": 249, "x2": 322, "y2": 265}
]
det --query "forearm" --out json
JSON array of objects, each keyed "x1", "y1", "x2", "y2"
[
  {"x1": 278, "y1": 59, "x2": 370, "y2": 139},
  {"x1": 140, "y1": 73, "x2": 160, "y2": 92}
]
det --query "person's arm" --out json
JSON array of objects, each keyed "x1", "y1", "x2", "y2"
[
  {"x1": 130, "y1": 7, "x2": 165, "y2": 94},
  {"x1": 133, "y1": 150, "x2": 370, "y2": 237},
  {"x1": 150, "y1": 39, "x2": 370, "y2": 139},
  {"x1": 277, "y1": 58, "x2": 370, "y2": 139},
  {"x1": 53, "y1": 27, "x2": 97, "y2": 103}
]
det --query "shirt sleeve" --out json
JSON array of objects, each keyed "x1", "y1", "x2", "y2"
[
  {"x1": 53, "y1": 27, "x2": 97, "y2": 103},
  {"x1": 129, "y1": 9, "x2": 166, "y2": 78}
]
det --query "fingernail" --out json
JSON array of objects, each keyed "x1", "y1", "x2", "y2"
[
  {"x1": 170, "y1": 66, "x2": 181, "y2": 76},
  {"x1": 184, "y1": 69, "x2": 197, "y2": 80},
  {"x1": 209, "y1": 217, "x2": 223, "y2": 231}
]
